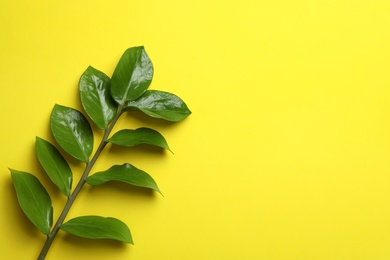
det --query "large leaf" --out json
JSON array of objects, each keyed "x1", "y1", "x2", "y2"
[
  {"x1": 10, "y1": 169, "x2": 53, "y2": 235},
  {"x1": 125, "y1": 90, "x2": 191, "y2": 122},
  {"x1": 50, "y1": 104, "x2": 93, "y2": 163},
  {"x1": 36, "y1": 137, "x2": 72, "y2": 196},
  {"x1": 107, "y1": 127, "x2": 171, "y2": 152},
  {"x1": 61, "y1": 216, "x2": 133, "y2": 244},
  {"x1": 79, "y1": 66, "x2": 117, "y2": 130},
  {"x1": 110, "y1": 46, "x2": 153, "y2": 104},
  {"x1": 87, "y1": 163, "x2": 161, "y2": 194}
]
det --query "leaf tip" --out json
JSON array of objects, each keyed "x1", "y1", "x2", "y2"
[{"x1": 8, "y1": 168, "x2": 20, "y2": 177}]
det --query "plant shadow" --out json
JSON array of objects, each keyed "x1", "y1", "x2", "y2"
[
  {"x1": 106, "y1": 141, "x2": 169, "y2": 158},
  {"x1": 62, "y1": 233, "x2": 130, "y2": 248},
  {"x1": 86, "y1": 180, "x2": 158, "y2": 199},
  {"x1": 121, "y1": 110, "x2": 177, "y2": 130}
]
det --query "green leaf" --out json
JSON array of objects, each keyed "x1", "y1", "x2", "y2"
[
  {"x1": 110, "y1": 46, "x2": 153, "y2": 104},
  {"x1": 10, "y1": 169, "x2": 53, "y2": 235},
  {"x1": 107, "y1": 127, "x2": 171, "y2": 152},
  {"x1": 35, "y1": 137, "x2": 72, "y2": 196},
  {"x1": 50, "y1": 104, "x2": 94, "y2": 163},
  {"x1": 61, "y1": 216, "x2": 133, "y2": 244},
  {"x1": 79, "y1": 66, "x2": 118, "y2": 130},
  {"x1": 125, "y1": 90, "x2": 191, "y2": 122},
  {"x1": 87, "y1": 163, "x2": 161, "y2": 194}
]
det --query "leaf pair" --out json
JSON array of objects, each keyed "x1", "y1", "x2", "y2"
[
  {"x1": 79, "y1": 46, "x2": 154, "y2": 132},
  {"x1": 10, "y1": 136, "x2": 75, "y2": 234},
  {"x1": 9, "y1": 169, "x2": 132, "y2": 242},
  {"x1": 10, "y1": 135, "x2": 75, "y2": 236},
  {"x1": 79, "y1": 46, "x2": 153, "y2": 130}
]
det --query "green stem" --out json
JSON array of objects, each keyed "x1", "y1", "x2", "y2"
[{"x1": 37, "y1": 106, "x2": 124, "y2": 260}]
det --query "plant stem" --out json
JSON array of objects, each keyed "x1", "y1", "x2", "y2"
[{"x1": 37, "y1": 106, "x2": 123, "y2": 260}]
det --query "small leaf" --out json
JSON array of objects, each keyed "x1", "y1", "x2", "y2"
[
  {"x1": 87, "y1": 163, "x2": 161, "y2": 194},
  {"x1": 125, "y1": 90, "x2": 191, "y2": 122},
  {"x1": 107, "y1": 127, "x2": 171, "y2": 152},
  {"x1": 61, "y1": 216, "x2": 133, "y2": 244},
  {"x1": 10, "y1": 169, "x2": 53, "y2": 235},
  {"x1": 79, "y1": 66, "x2": 118, "y2": 130},
  {"x1": 50, "y1": 104, "x2": 94, "y2": 163},
  {"x1": 110, "y1": 46, "x2": 153, "y2": 104},
  {"x1": 36, "y1": 137, "x2": 72, "y2": 196}
]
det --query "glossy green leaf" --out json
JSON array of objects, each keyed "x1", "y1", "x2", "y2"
[
  {"x1": 79, "y1": 66, "x2": 117, "y2": 130},
  {"x1": 87, "y1": 163, "x2": 161, "y2": 194},
  {"x1": 10, "y1": 169, "x2": 53, "y2": 235},
  {"x1": 110, "y1": 46, "x2": 153, "y2": 104},
  {"x1": 107, "y1": 127, "x2": 171, "y2": 152},
  {"x1": 61, "y1": 216, "x2": 133, "y2": 244},
  {"x1": 50, "y1": 104, "x2": 93, "y2": 163},
  {"x1": 35, "y1": 137, "x2": 72, "y2": 196},
  {"x1": 125, "y1": 90, "x2": 191, "y2": 122}
]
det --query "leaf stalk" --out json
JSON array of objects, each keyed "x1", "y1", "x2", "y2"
[{"x1": 37, "y1": 106, "x2": 123, "y2": 260}]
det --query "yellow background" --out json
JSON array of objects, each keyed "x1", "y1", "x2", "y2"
[{"x1": 1, "y1": 0, "x2": 390, "y2": 259}]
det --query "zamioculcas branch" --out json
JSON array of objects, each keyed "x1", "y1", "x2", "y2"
[{"x1": 9, "y1": 46, "x2": 191, "y2": 260}]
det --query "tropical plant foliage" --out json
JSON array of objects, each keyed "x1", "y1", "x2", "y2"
[{"x1": 10, "y1": 46, "x2": 191, "y2": 259}]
